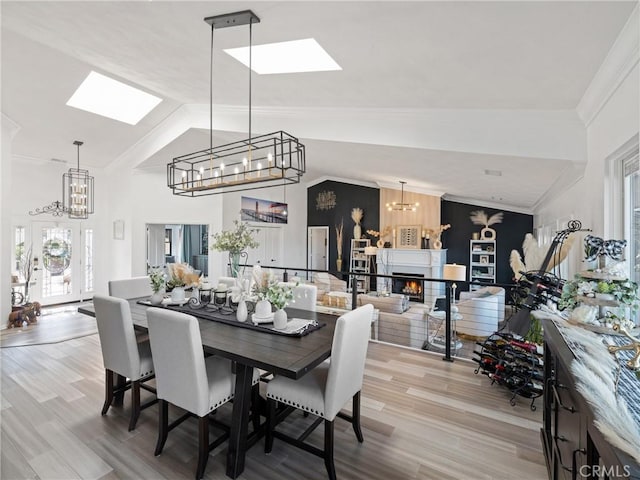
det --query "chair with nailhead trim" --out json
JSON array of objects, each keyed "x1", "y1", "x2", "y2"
[
  {"x1": 108, "y1": 276, "x2": 154, "y2": 299},
  {"x1": 93, "y1": 294, "x2": 157, "y2": 431},
  {"x1": 264, "y1": 303, "x2": 374, "y2": 480},
  {"x1": 146, "y1": 307, "x2": 260, "y2": 480}
]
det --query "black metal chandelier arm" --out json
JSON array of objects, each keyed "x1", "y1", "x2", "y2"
[{"x1": 29, "y1": 200, "x2": 68, "y2": 217}]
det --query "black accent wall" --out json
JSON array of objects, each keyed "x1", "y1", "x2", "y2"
[
  {"x1": 307, "y1": 180, "x2": 380, "y2": 275},
  {"x1": 441, "y1": 200, "x2": 533, "y2": 294}
]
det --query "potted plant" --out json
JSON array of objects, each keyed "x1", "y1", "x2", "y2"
[
  {"x1": 210, "y1": 220, "x2": 259, "y2": 277},
  {"x1": 149, "y1": 268, "x2": 165, "y2": 305}
]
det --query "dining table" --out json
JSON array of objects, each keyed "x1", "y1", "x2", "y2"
[{"x1": 78, "y1": 298, "x2": 338, "y2": 479}]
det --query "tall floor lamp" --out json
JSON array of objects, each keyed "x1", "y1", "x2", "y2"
[{"x1": 442, "y1": 263, "x2": 467, "y2": 361}]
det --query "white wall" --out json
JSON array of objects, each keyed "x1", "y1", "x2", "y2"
[
  {"x1": 220, "y1": 182, "x2": 309, "y2": 274},
  {"x1": 1, "y1": 115, "x2": 20, "y2": 324},
  {"x1": 105, "y1": 168, "x2": 224, "y2": 285},
  {"x1": 534, "y1": 63, "x2": 639, "y2": 275}
]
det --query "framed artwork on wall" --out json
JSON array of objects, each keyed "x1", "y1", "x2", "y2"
[
  {"x1": 397, "y1": 225, "x2": 421, "y2": 249},
  {"x1": 240, "y1": 196, "x2": 288, "y2": 224}
]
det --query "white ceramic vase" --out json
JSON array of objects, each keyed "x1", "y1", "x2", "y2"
[
  {"x1": 354, "y1": 223, "x2": 362, "y2": 240},
  {"x1": 170, "y1": 286, "x2": 185, "y2": 303},
  {"x1": 255, "y1": 299, "x2": 272, "y2": 318},
  {"x1": 273, "y1": 309, "x2": 288, "y2": 329},
  {"x1": 236, "y1": 300, "x2": 248, "y2": 322},
  {"x1": 150, "y1": 291, "x2": 164, "y2": 305}
]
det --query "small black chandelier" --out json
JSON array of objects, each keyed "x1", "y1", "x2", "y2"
[
  {"x1": 62, "y1": 140, "x2": 94, "y2": 219},
  {"x1": 167, "y1": 10, "x2": 306, "y2": 197},
  {"x1": 30, "y1": 140, "x2": 94, "y2": 219}
]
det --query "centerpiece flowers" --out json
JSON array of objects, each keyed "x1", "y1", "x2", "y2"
[
  {"x1": 148, "y1": 267, "x2": 166, "y2": 305},
  {"x1": 210, "y1": 220, "x2": 259, "y2": 277},
  {"x1": 251, "y1": 266, "x2": 295, "y2": 329}
]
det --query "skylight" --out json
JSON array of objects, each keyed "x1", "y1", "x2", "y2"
[
  {"x1": 66, "y1": 71, "x2": 162, "y2": 125},
  {"x1": 224, "y1": 38, "x2": 341, "y2": 74}
]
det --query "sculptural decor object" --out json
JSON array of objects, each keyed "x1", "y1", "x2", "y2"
[{"x1": 470, "y1": 210, "x2": 503, "y2": 240}]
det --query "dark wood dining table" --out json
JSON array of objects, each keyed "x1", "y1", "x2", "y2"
[{"x1": 79, "y1": 298, "x2": 338, "y2": 479}]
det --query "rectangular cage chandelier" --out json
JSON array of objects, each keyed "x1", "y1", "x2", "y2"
[
  {"x1": 63, "y1": 140, "x2": 94, "y2": 219},
  {"x1": 167, "y1": 130, "x2": 305, "y2": 196},
  {"x1": 167, "y1": 10, "x2": 306, "y2": 197}
]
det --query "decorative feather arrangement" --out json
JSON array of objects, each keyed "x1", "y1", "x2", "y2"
[
  {"x1": 351, "y1": 208, "x2": 363, "y2": 225},
  {"x1": 509, "y1": 232, "x2": 576, "y2": 280},
  {"x1": 469, "y1": 210, "x2": 504, "y2": 227}
]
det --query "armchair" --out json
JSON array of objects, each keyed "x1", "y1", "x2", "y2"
[{"x1": 456, "y1": 287, "x2": 505, "y2": 338}]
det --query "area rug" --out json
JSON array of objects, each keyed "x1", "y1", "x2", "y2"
[{"x1": 1, "y1": 303, "x2": 97, "y2": 348}]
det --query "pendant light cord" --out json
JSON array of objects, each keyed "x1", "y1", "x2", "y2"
[
  {"x1": 248, "y1": 17, "x2": 253, "y2": 155},
  {"x1": 209, "y1": 23, "x2": 214, "y2": 154}
]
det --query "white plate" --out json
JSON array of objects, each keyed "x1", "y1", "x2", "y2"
[
  {"x1": 161, "y1": 298, "x2": 188, "y2": 306},
  {"x1": 251, "y1": 312, "x2": 274, "y2": 324}
]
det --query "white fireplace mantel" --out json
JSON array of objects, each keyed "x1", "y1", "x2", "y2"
[{"x1": 376, "y1": 248, "x2": 447, "y2": 304}]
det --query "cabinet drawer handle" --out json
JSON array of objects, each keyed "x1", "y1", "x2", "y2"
[
  {"x1": 571, "y1": 448, "x2": 586, "y2": 480},
  {"x1": 552, "y1": 385, "x2": 576, "y2": 413},
  {"x1": 560, "y1": 448, "x2": 585, "y2": 476}
]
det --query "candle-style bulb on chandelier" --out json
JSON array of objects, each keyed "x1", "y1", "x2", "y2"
[
  {"x1": 63, "y1": 140, "x2": 94, "y2": 219},
  {"x1": 167, "y1": 10, "x2": 305, "y2": 196},
  {"x1": 386, "y1": 181, "x2": 419, "y2": 212}
]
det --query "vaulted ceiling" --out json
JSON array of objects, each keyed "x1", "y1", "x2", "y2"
[{"x1": 2, "y1": 1, "x2": 637, "y2": 211}]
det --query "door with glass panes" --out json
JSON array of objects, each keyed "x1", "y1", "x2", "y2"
[{"x1": 27, "y1": 221, "x2": 94, "y2": 305}]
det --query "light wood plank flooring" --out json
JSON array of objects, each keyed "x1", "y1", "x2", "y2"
[{"x1": 1, "y1": 320, "x2": 547, "y2": 479}]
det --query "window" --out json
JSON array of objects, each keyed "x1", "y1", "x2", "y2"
[
  {"x1": 165, "y1": 229, "x2": 172, "y2": 256},
  {"x1": 623, "y1": 150, "x2": 639, "y2": 284},
  {"x1": 85, "y1": 229, "x2": 94, "y2": 293}
]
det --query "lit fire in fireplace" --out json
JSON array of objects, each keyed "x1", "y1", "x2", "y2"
[{"x1": 402, "y1": 281, "x2": 422, "y2": 296}]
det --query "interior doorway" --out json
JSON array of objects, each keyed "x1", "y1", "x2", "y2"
[{"x1": 307, "y1": 226, "x2": 329, "y2": 279}]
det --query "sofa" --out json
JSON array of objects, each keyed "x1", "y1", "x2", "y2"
[{"x1": 456, "y1": 286, "x2": 505, "y2": 338}]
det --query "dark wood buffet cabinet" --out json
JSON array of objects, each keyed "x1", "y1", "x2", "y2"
[{"x1": 541, "y1": 318, "x2": 640, "y2": 480}]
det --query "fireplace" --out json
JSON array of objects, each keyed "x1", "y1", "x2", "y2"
[{"x1": 392, "y1": 272, "x2": 424, "y2": 303}]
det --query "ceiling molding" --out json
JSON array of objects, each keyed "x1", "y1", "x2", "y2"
[
  {"x1": 376, "y1": 180, "x2": 445, "y2": 198},
  {"x1": 577, "y1": 4, "x2": 639, "y2": 127},
  {"x1": 531, "y1": 161, "x2": 586, "y2": 213},
  {"x1": 1, "y1": 113, "x2": 21, "y2": 139},
  {"x1": 442, "y1": 194, "x2": 534, "y2": 215},
  {"x1": 305, "y1": 175, "x2": 379, "y2": 189}
]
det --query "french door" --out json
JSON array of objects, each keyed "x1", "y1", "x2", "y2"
[{"x1": 30, "y1": 221, "x2": 94, "y2": 305}]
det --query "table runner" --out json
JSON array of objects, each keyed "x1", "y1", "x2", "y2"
[{"x1": 137, "y1": 300, "x2": 325, "y2": 337}]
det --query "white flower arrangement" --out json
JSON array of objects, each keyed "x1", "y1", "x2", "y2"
[
  {"x1": 250, "y1": 265, "x2": 295, "y2": 310},
  {"x1": 149, "y1": 268, "x2": 166, "y2": 294}
]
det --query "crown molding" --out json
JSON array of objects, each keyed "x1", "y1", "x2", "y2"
[
  {"x1": 442, "y1": 194, "x2": 533, "y2": 215},
  {"x1": 531, "y1": 161, "x2": 586, "y2": 213},
  {"x1": 577, "y1": 5, "x2": 639, "y2": 127},
  {"x1": 1, "y1": 113, "x2": 21, "y2": 139},
  {"x1": 305, "y1": 175, "x2": 379, "y2": 189},
  {"x1": 376, "y1": 180, "x2": 445, "y2": 197}
]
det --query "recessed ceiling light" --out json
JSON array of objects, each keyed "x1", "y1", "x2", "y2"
[
  {"x1": 484, "y1": 169, "x2": 503, "y2": 177},
  {"x1": 224, "y1": 38, "x2": 341, "y2": 74},
  {"x1": 66, "y1": 71, "x2": 162, "y2": 125}
]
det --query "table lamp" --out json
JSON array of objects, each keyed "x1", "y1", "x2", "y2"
[{"x1": 442, "y1": 263, "x2": 467, "y2": 312}]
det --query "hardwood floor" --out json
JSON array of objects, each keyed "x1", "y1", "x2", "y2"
[{"x1": 1, "y1": 318, "x2": 547, "y2": 479}]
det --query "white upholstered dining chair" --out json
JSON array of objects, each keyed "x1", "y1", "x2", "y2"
[
  {"x1": 278, "y1": 282, "x2": 318, "y2": 311},
  {"x1": 92, "y1": 294, "x2": 156, "y2": 431},
  {"x1": 108, "y1": 276, "x2": 153, "y2": 299},
  {"x1": 146, "y1": 307, "x2": 260, "y2": 480},
  {"x1": 264, "y1": 303, "x2": 374, "y2": 480}
]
